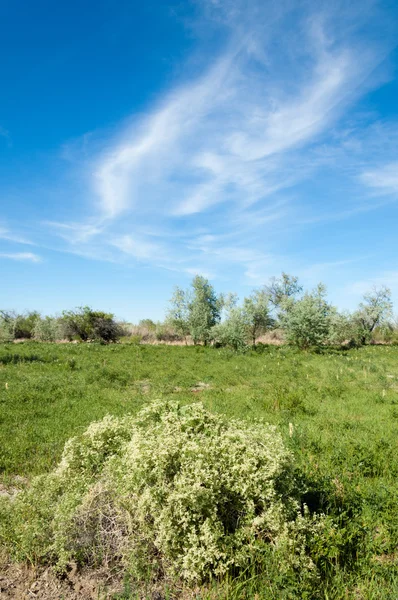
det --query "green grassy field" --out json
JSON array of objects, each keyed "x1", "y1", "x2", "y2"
[{"x1": 1, "y1": 341, "x2": 398, "y2": 598}]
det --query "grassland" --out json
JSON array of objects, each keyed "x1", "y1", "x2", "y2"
[{"x1": 1, "y1": 341, "x2": 398, "y2": 598}]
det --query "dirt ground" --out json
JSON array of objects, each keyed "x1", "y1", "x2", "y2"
[{"x1": 0, "y1": 562, "x2": 124, "y2": 600}]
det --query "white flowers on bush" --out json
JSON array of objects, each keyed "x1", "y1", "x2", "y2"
[{"x1": 9, "y1": 401, "x2": 320, "y2": 582}]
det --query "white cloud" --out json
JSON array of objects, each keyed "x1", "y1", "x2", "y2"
[
  {"x1": 110, "y1": 234, "x2": 161, "y2": 260},
  {"x1": 26, "y1": 0, "x2": 397, "y2": 287},
  {"x1": 43, "y1": 221, "x2": 104, "y2": 243},
  {"x1": 92, "y1": 2, "x2": 388, "y2": 222},
  {"x1": 0, "y1": 252, "x2": 42, "y2": 263},
  {"x1": 360, "y1": 162, "x2": 398, "y2": 195},
  {"x1": 0, "y1": 227, "x2": 33, "y2": 245}
]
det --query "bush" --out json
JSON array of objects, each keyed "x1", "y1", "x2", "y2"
[
  {"x1": 351, "y1": 287, "x2": 393, "y2": 346},
  {"x1": 138, "y1": 319, "x2": 156, "y2": 331},
  {"x1": 0, "y1": 315, "x2": 13, "y2": 342},
  {"x1": 281, "y1": 285, "x2": 336, "y2": 350},
  {"x1": 33, "y1": 316, "x2": 63, "y2": 342},
  {"x1": 0, "y1": 310, "x2": 40, "y2": 340},
  {"x1": 92, "y1": 316, "x2": 123, "y2": 343},
  {"x1": 61, "y1": 307, "x2": 122, "y2": 343},
  {"x1": 3, "y1": 402, "x2": 322, "y2": 584},
  {"x1": 211, "y1": 308, "x2": 248, "y2": 350},
  {"x1": 13, "y1": 311, "x2": 40, "y2": 339}
]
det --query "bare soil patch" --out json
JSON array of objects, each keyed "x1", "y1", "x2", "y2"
[{"x1": 0, "y1": 563, "x2": 124, "y2": 600}]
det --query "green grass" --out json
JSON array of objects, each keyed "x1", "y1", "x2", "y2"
[{"x1": 1, "y1": 341, "x2": 398, "y2": 598}]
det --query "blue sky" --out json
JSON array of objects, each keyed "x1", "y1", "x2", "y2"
[{"x1": 1, "y1": 0, "x2": 398, "y2": 321}]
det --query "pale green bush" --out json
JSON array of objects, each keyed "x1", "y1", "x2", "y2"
[
  {"x1": 5, "y1": 402, "x2": 322, "y2": 583},
  {"x1": 281, "y1": 284, "x2": 336, "y2": 349},
  {"x1": 0, "y1": 319, "x2": 13, "y2": 342},
  {"x1": 211, "y1": 307, "x2": 248, "y2": 350},
  {"x1": 33, "y1": 316, "x2": 63, "y2": 342}
]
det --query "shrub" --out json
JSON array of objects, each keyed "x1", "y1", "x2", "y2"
[
  {"x1": 281, "y1": 285, "x2": 336, "y2": 350},
  {"x1": 0, "y1": 313, "x2": 13, "y2": 342},
  {"x1": 327, "y1": 311, "x2": 352, "y2": 346},
  {"x1": 351, "y1": 286, "x2": 393, "y2": 345},
  {"x1": 33, "y1": 316, "x2": 63, "y2": 342},
  {"x1": 13, "y1": 311, "x2": 40, "y2": 339},
  {"x1": 92, "y1": 316, "x2": 123, "y2": 343},
  {"x1": 211, "y1": 292, "x2": 272, "y2": 350},
  {"x1": 138, "y1": 319, "x2": 156, "y2": 331},
  {"x1": 4, "y1": 401, "x2": 322, "y2": 584},
  {"x1": 61, "y1": 307, "x2": 122, "y2": 343},
  {"x1": 211, "y1": 307, "x2": 248, "y2": 350},
  {"x1": 0, "y1": 310, "x2": 40, "y2": 340}
]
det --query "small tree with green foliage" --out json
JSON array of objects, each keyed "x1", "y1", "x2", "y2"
[
  {"x1": 242, "y1": 290, "x2": 273, "y2": 346},
  {"x1": 352, "y1": 286, "x2": 393, "y2": 345},
  {"x1": 264, "y1": 273, "x2": 303, "y2": 313},
  {"x1": 188, "y1": 276, "x2": 223, "y2": 345},
  {"x1": 167, "y1": 276, "x2": 223, "y2": 345},
  {"x1": 166, "y1": 287, "x2": 190, "y2": 339},
  {"x1": 281, "y1": 284, "x2": 335, "y2": 350}
]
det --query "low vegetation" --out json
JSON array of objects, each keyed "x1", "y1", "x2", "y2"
[
  {"x1": 1, "y1": 342, "x2": 398, "y2": 598},
  {"x1": 3, "y1": 401, "x2": 322, "y2": 587},
  {"x1": 1, "y1": 273, "x2": 396, "y2": 349}
]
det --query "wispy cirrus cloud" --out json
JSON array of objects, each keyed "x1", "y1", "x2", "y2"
[
  {"x1": 43, "y1": 221, "x2": 104, "y2": 244},
  {"x1": 24, "y1": 0, "x2": 398, "y2": 286},
  {"x1": 360, "y1": 162, "x2": 398, "y2": 196},
  {"x1": 0, "y1": 252, "x2": 42, "y2": 263},
  {"x1": 0, "y1": 227, "x2": 33, "y2": 245},
  {"x1": 93, "y1": 9, "x2": 387, "y2": 221}
]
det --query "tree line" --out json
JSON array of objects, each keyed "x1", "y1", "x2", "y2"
[
  {"x1": 0, "y1": 273, "x2": 395, "y2": 349},
  {"x1": 167, "y1": 274, "x2": 394, "y2": 350}
]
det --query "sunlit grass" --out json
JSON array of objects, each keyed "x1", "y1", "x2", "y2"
[{"x1": 1, "y1": 341, "x2": 398, "y2": 597}]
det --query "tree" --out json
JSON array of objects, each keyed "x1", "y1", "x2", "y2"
[
  {"x1": 166, "y1": 276, "x2": 223, "y2": 345},
  {"x1": 166, "y1": 287, "x2": 190, "y2": 339},
  {"x1": 188, "y1": 276, "x2": 223, "y2": 345},
  {"x1": 281, "y1": 284, "x2": 335, "y2": 350},
  {"x1": 242, "y1": 290, "x2": 273, "y2": 346},
  {"x1": 352, "y1": 286, "x2": 393, "y2": 345},
  {"x1": 264, "y1": 273, "x2": 303, "y2": 310}
]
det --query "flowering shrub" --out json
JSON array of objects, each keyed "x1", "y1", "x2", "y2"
[{"x1": 6, "y1": 401, "x2": 322, "y2": 582}]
